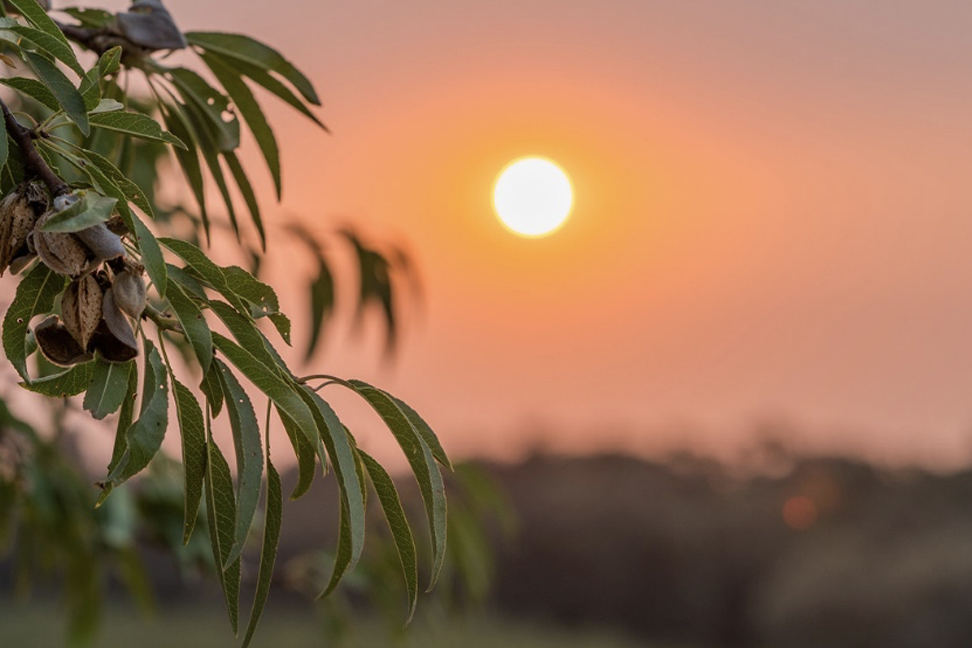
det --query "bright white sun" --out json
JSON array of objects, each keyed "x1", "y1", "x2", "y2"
[{"x1": 493, "y1": 157, "x2": 573, "y2": 237}]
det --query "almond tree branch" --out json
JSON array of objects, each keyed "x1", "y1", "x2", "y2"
[{"x1": 0, "y1": 97, "x2": 70, "y2": 197}]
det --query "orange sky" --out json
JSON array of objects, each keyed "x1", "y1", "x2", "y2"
[{"x1": 155, "y1": 2, "x2": 972, "y2": 467}]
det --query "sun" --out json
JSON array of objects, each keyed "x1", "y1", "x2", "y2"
[{"x1": 493, "y1": 157, "x2": 573, "y2": 237}]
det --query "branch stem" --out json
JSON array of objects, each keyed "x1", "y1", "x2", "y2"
[{"x1": 0, "y1": 98, "x2": 70, "y2": 197}]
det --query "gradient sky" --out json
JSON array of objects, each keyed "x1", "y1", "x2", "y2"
[{"x1": 162, "y1": 1, "x2": 972, "y2": 467}]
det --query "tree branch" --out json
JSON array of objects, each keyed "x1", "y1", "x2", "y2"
[{"x1": 0, "y1": 98, "x2": 70, "y2": 197}]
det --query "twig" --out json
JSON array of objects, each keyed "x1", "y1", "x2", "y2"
[{"x1": 0, "y1": 98, "x2": 69, "y2": 197}]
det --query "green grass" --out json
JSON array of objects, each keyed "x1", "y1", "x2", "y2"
[{"x1": 0, "y1": 599, "x2": 646, "y2": 648}]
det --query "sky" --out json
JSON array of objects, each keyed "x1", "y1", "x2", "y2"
[{"x1": 75, "y1": 2, "x2": 972, "y2": 467}]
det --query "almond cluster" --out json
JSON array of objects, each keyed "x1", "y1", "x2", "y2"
[{"x1": 0, "y1": 183, "x2": 148, "y2": 365}]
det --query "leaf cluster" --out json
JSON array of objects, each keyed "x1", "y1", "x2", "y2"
[{"x1": 0, "y1": 2, "x2": 452, "y2": 645}]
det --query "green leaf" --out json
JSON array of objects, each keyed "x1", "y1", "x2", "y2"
[
  {"x1": 78, "y1": 147, "x2": 157, "y2": 220},
  {"x1": 96, "y1": 358, "x2": 138, "y2": 507},
  {"x1": 185, "y1": 32, "x2": 320, "y2": 105},
  {"x1": 106, "y1": 339, "x2": 169, "y2": 485},
  {"x1": 200, "y1": 362, "x2": 224, "y2": 418},
  {"x1": 223, "y1": 151, "x2": 265, "y2": 250},
  {"x1": 6, "y1": 0, "x2": 82, "y2": 75},
  {"x1": 305, "y1": 260, "x2": 334, "y2": 360},
  {"x1": 79, "y1": 65, "x2": 102, "y2": 111},
  {"x1": 278, "y1": 412, "x2": 317, "y2": 500},
  {"x1": 62, "y1": 8, "x2": 114, "y2": 30},
  {"x1": 205, "y1": 439, "x2": 241, "y2": 634},
  {"x1": 199, "y1": 51, "x2": 281, "y2": 199},
  {"x1": 209, "y1": 301, "x2": 283, "y2": 377},
  {"x1": 7, "y1": 24, "x2": 84, "y2": 77},
  {"x1": 218, "y1": 268, "x2": 289, "y2": 344},
  {"x1": 83, "y1": 358, "x2": 133, "y2": 420},
  {"x1": 169, "y1": 67, "x2": 240, "y2": 151},
  {"x1": 215, "y1": 360, "x2": 263, "y2": 568},
  {"x1": 0, "y1": 77, "x2": 58, "y2": 111},
  {"x1": 179, "y1": 98, "x2": 239, "y2": 237},
  {"x1": 19, "y1": 362, "x2": 93, "y2": 397},
  {"x1": 341, "y1": 379, "x2": 447, "y2": 589},
  {"x1": 38, "y1": 190, "x2": 116, "y2": 233},
  {"x1": 88, "y1": 111, "x2": 187, "y2": 148},
  {"x1": 172, "y1": 375, "x2": 206, "y2": 545},
  {"x1": 300, "y1": 388, "x2": 365, "y2": 594},
  {"x1": 202, "y1": 51, "x2": 326, "y2": 130},
  {"x1": 166, "y1": 262, "x2": 207, "y2": 301},
  {"x1": 210, "y1": 333, "x2": 318, "y2": 448},
  {"x1": 158, "y1": 102, "x2": 208, "y2": 235},
  {"x1": 23, "y1": 50, "x2": 88, "y2": 136},
  {"x1": 90, "y1": 98, "x2": 124, "y2": 115},
  {"x1": 161, "y1": 238, "x2": 248, "y2": 313},
  {"x1": 2, "y1": 263, "x2": 65, "y2": 381},
  {"x1": 359, "y1": 448, "x2": 418, "y2": 623},
  {"x1": 97, "y1": 46, "x2": 122, "y2": 78},
  {"x1": 389, "y1": 395, "x2": 452, "y2": 470},
  {"x1": 0, "y1": 111, "x2": 7, "y2": 176},
  {"x1": 165, "y1": 280, "x2": 213, "y2": 375},
  {"x1": 239, "y1": 456, "x2": 281, "y2": 648}
]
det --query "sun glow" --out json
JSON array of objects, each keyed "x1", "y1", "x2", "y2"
[{"x1": 493, "y1": 157, "x2": 573, "y2": 237}]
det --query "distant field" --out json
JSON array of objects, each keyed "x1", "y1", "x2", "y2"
[{"x1": 0, "y1": 600, "x2": 647, "y2": 648}]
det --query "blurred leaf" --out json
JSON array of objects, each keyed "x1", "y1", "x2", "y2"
[
  {"x1": 214, "y1": 359, "x2": 263, "y2": 567},
  {"x1": 200, "y1": 51, "x2": 281, "y2": 199},
  {"x1": 89, "y1": 98, "x2": 124, "y2": 114},
  {"x1": 341, "y1": 379, "x2": 447, "y2": 589},
  {"x1": 359, "y1": 448, "x2": 418, "y2": 623},
  {"x1": 97, "y1": 350, "x2": 139, "y2": 507},
  {"x1": 19, "y1": 362, "x2": 93, "y2": 397},
  {"x1": 304, "y1": 260, "x2": 333, "y2": 361},
  {"x1": 205, "y1": 439, "x2": 241, "y2": 634},
  {"x1": 165, "y1": 280, "x2": 213, "y2": 375},
  {"x1": 2, "y1": 262, "x2": 65, "y2": 381},
  {"x1": 23, "y1": 50, "x2": 88, "y2": 136},
  {"x1": 83, "y1": 358, "x2": 133, "y2": 419},
  {"x1": 6, "y1": 0, "x2": 82, "y2": 75},
  {"x1": 89, "y1": 111, "x2": 187, "y2": 148},
  {"x1": 185, "y1": 32, "x2": 320, "y2": 106},
  {"x1": 0, "y1": 77, "x2": 58, "y2": 111},
  {"x1": 61, "y1": 7, "x2": 114, "y2": 30},
  {"x1": 39, "y1": 190, "x2": 116, "y2": 233},
  {"x1": 171, "y1": 374, "x2": 206, "y2": 545},
  {"x1": 240, "y1": 456, "x2": 282, "y2": 648},
  {"x1": 106, "y1": 339, "x2": 170, "y2": 485}
]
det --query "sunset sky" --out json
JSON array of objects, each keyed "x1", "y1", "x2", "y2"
[{"x1": 167, "y1": 1, "x2": 972, "y2": 468}]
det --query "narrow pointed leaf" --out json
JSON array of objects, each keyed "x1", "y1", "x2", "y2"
[
  {"x1": 2, "y1": 263, "x2": 65, "y2": 381},
  {"x1": 7, "y1": 25, "x2": 85, "y2": 77},
  {"x1": 0, "y1": 77, "x2": 58, "y2": 111},
  {"x1": 160, "y1": 238, "x2": 249, "y2": 316},
  {"x1": 83, "y1": 358, "x2": 133, "y2": 420},
  {"x1": 172, "y1": 376, "x2": 206, "y2": 545},
  {"x1": 200, "y1": 51, "x2": 281, "y2": 199},
  {"x1": 180, "y1": 99, "x2": 239, "y2": 236},
  {"x1": 106, "y1": 339, "x2": 169, "y2": 485},
  {"x1": 165, "y1": 280, "x2": 213, "y2": 375},
  {"x1": 360, "y1": 449, "x2": 418, "y2": 623},
  {"x1": 200, "y1": 362, "x2": 225, "y2": 418},
  {"x1": 20, "y1": 362, "x2": 93, "y2": 398},
  {"x1": 223, "y1": 151, "x2": 265, "y2": 250},
  {"x1": 211, "y1": 333, "x2": 317, "y2": 445},
  {"x1": 342, "y1": 379, "x2": 447, "y2": 589},
  {"x1": 89, "y1": 111, "x2": 186, "y2": 148},
  {"x1": 96, "y1": 361, "x2": 138, "y2": 507},
  {"x1": 215, "y1": 360, "x2": 264, "y2": 568},
  {"x1": 239, "y1": 456, "x2": 281, "y2": 648},
  {"x1": 185, "y1": 32, "x2": 320, "y2": 105},
  {"x1": 6, "y1": 0, "x2": 81, "y2": 73},
  {"x1": 278, "y1": 412, "x2": 317, "y2": 500},
  {"x1": 158, "y1": 102, "x2": 207, "y2": 233},
  {"x1": 205, "y1": 439, "x2": 241, "y2": 634},
  {"x1": 300, "y1": 388, "x2": 365, "y2": 592},
  {"x1": 169, "y1": 67, "x2": 240, "y2": 151},
  {"x1": 209, "y1": 301, "x2": 282, "y2": 376},
  {"x1": 389, "y1": 394, "x2": 452, "y2": 470},
  {"x1": 23, "y1": 50, "x2": 88, "y2": 135}
]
